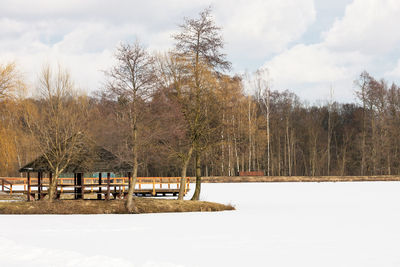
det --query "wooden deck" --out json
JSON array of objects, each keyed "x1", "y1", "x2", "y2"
[{"x1": 0, "y1": 177, "x2": 190, "y2": 200}]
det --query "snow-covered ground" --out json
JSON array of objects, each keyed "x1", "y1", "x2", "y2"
[{"x1": 1, "y1": 182, "x2": 400, "y2": 267}]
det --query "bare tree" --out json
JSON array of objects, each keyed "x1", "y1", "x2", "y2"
[
  {"x1": 355, "y1": 71, "x2": 370, "y2": 175},
  {"x1": 173, "y1": 7, "x2": 230, "y2": 200},
  {"x1": 0, "y1": 62, "x2": 25, "y2": 100},
  {"x1": 155, "y1": 53, "x2": 195, "y2": 196},
  {"x1": 255, "y1": 68, "x2": 271, "y2": 176},
  {"x1": 0, "y1": 62, "x2": 27, "y2": 176},
  {"x1": 25, "y1": 64, "x2": 88, "y2": 201},
  {"x1": 104, "y1": 41, "x2": 156, "y2": 212},
  {"x1": 327, "y1": 86, "x2": 334, "y2": 175}
]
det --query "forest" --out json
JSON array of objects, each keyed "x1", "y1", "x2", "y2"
[{"x1": 1, "y1": 9, "x2": 400, "y2": 182}]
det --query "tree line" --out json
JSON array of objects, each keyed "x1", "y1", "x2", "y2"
[{"x1": 1, "y1": 9, "x2": 400, "y2": 203}]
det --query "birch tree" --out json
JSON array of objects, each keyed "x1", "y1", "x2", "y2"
[{"x1": 255, "y1": 68, "x2": 271, "y2": 176}]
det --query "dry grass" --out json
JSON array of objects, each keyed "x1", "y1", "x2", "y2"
[
  {"x1": 0, "y1": 192, "x2": 25, "y2": 201},
  {"x1": 200, "y1": 175, "x2": 400, "y2": 183},
  {"x1": 0, "y1": 198, "x2": 235, "y2": 214}
]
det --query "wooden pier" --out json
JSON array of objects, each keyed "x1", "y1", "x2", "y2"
[{"x1": 0, "y1": 177, "x2": 191, "y2": 200}]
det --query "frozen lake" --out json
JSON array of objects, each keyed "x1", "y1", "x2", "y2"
[{"x1": 1, "y1": 182, "x2": 400, "y2": 267}]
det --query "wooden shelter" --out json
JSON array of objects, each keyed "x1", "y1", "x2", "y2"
[{"x1": 19, "y1": 144, "x2": 133, "y2": 201}]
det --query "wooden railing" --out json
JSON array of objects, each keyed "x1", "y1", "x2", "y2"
[
  {"x1": 0, "y1": 177, "x2": 191, "y2": 197},
  {"x1": 0, "y1": 178, "x2": 13, "y2": 195}
]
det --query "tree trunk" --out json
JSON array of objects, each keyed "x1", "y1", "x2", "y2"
[
  {"x1": 327, "y1": 113, "x2": 331, "y2": 176},
  {"x1": 191, "y1": 152, "x2": 201, "y2": 200},
  {"x1": 371, "y1": 115, "x2": 377, "y2": 175},
  {"x1": 178, "y1": 145, "x2": 194, "y2": 200},
  {"x1": 341, "y1": 146, "x2": 347, "y2": 176},
  {"x1": 126, "y1": 122, "x2": 138, "y2": 213},
  {"x1": 48, "y1": 177, "x2": 58, "y2": 202},
  {"x1": 327, "y1": 88, "x2": 333, "y2": 176},
  {"x1": 361, "y1": 96, "x2": 366, "y2": 175},
  {"x1": 248, "y1": 97, "x2": 252, "y2": 172},
  {"x1": 266, "y1": 105, "x2": 270, "y2": 176},
  {"x1": 234, "y1": 131, "x2": 240, "y2": 175},
  {"x1": 286, "y1": 117, "x2": 291, "y2": 176},
  {"x1": 47, "y1": 171, "x2": 58, "y2": 202},
  {"x1": 221, "y1": 112, "x2": 225, "y2": 176},
  {"x1": 228, "y1": 138, "x2": 232, "y2": 176}
]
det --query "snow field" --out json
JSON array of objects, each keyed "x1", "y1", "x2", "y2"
[{"x1": 1, "y1": 182, "x2": 400, "y2": 266}]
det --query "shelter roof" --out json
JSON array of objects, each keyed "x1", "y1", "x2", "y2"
[{"x1": 19, "y1": 142, "x2": 132, "y2": 173}]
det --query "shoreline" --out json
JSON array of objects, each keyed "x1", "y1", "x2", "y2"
[
  {"x1": 200, "y1": 175, "x2": 400, "y2": 183},
  {"x1": 0, "y1": 198, "x2": 235, "y2": 214}
]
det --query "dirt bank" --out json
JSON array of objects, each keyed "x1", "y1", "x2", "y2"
[{"x1": 0, "y1": 198, "x2": 235, "y2": 214}]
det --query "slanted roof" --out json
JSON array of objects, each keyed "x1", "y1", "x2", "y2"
[{"x1": 19, "y1": 144, "x2": 132, "y2": 173}]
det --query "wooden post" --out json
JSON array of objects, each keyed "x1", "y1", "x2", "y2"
[
  {"x1": 74, "y1": 173, "x2": 84, "y2": 200},
  {"x1": 48, "y1": 172, "x2": 52, "y2": 198},
  {"x1": 185, "y1": 177, "x2": 189, "y2": 195},
  {"x1": 106, "y1": 172, "x2": 111, "y2": 200},
  {"x1": 98, "y1": 173, "x2": 102, "y2": 200},
  {"x1": 27, "y1": 172, "x2": 31, "y2": 201},
  {"x1": 152, "y1": 178, "x2": 156, "y2": 196},
  {"x1": 113, "y1": 176, "x2": 116, "y2": 194},
  {"x1": 1, "y1": 179, "x2": 4, "y2": 191},
  {"x1": 74, "y1": 173, "x2": 78, "y2": 200},
  {"x1": 37, "y1": 172, "x2": 42, "y2": 200},
  {"x1": 118, "y1": 177, "x2": 122, "y2": 197},
  {"x1": 126, "y1": 173, "x2": 131, "y2": 198},
  {"x1": 81, "y1": 174, "x2": 85, "y2": 200},
  {"x1": 122, "y1": 180, "x2": 125, "y2": 193}
]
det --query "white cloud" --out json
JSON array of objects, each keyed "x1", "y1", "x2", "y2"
[
  {"x1": 215, "y1": 0, "x2": 316, "y2": 59},
  {"x1": 263, "y1": 44, "x2": 369, "y2": 101},
  {"x1": 323, "y1": 0, "x2": 400, "y2": 54},
  {"x1": 0, "y1": 0, "x2": 317, "y2": 95},
  {"x1": 261, "y1": 0, "x2": 400, "y2": 102},
  {"x1": 3, "y1": 0, "x2": 400, "y2": 102},
  {"x1": 386, "y1": 59, "x2": 400, "y2": 78},
  {"x1": 266, "y1": 44, "x2": 346, "y2": 84}
]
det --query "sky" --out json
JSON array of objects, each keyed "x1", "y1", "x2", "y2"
[{"x1": 1, "y1": 0, "x2": 400, "y2": 103}]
